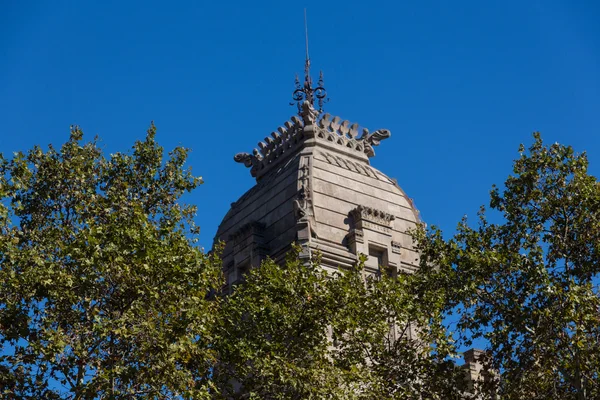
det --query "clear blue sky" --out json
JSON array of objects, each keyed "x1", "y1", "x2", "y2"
[{"x1": 1, "y1": 0, "x2": 599, "y2": 249}]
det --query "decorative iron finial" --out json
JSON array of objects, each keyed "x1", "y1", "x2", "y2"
[{"x1": 290, "y1": 9, "x2": 328, "y2": 114}]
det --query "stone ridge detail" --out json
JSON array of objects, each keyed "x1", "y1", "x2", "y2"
[
  {"x1": 350, "y1": 205, "x2": 396, "y2": 226},
  {"x1": 234, "y1": 115, "x2": 305, "y2": 178},
  {"x1": 319, "y1": 151, "x2": 380, "y2": 180},
  {"x1": 233, "y1": 101, "x2": 392, "y2": 179},
  {"x1": 317, "y1": 113, "x2": 391, "y2": 158}
]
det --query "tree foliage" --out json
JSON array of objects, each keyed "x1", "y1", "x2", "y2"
[
  {"x1": 328, "y1": 261, "x2": 465, "y2": 399},
  {"x1": 0, "y1": 126, "x2": 222, "y2": 398},
  {"x1": 9, "y1": 127, "x2": 596, "y2": 399},
  {"x1": 0, "y1": 128, "x2": 464, "y2": 399},
  {"x1": 414, "y1": 133, "x2": 600, "y2": 399},
  {"x1": 214, "y1": 248, "x2": 466, "y2": 399},
  {"x1": 213, "y1": 250, "x2": 347, "y2": 399}
]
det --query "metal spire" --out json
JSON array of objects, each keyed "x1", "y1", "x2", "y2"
[
  {"x1": 304, "y1": 8, "x2": 310, "y2": 63},
  {"x1": 291, "y1": 9, "x2": 328, "y2": 113}
]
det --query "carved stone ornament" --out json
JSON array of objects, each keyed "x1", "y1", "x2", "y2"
[
  {"x1": 350, "y1": 205, "x2": 395, "y2": 226},
  {"x1": 301, "y1": 100, "x2": 319, "y2": 126},
  {"x1": 293, "y1": 159, "x2": 318, "y2": 240},
  {"x1": 316, "y1": 113, "x2": 391, "y2": 158},
  {"x1": 234, "y1": 115, "x2": 304, "y2": 178},
  {"x1": 293, "y1": 187, "x2": 309, "y2": 221},
  {"x1": 233, "y1": 152, "x2": 253, "y2": 168},
  {"x1": 359, "y1": 128, "x2": 391, "y2": 157}
]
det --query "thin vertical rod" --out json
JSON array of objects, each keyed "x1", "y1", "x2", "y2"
[{"x1": 304, "y1": 8, "x2": 310, "y2": 62}]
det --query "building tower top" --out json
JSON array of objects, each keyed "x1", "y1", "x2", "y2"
[{"x1": 216, "y1": 16, "x2": 421, "y2": 285}]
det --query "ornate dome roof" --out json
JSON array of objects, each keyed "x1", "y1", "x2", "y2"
[{"x1": 215, "y1": 100, "x2": 421, "y2": 286}]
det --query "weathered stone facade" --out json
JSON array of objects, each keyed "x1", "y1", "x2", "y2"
[{"x1": 214, "y1": 100, "x2": 421, "y2": 287}]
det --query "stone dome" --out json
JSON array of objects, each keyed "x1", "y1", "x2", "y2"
[{"x1": 215, "y1": 101, "x2": 421, "y2": 287}]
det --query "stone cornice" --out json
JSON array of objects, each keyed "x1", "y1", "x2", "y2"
[
  {"x1": 234, "y1": 101, "x2": 391, "y2": 179},
  {"x1": 316, "y1": 113, "x2": 390, "y2": 159},
  {"x1": 234, "y1": 115, "x2": 305, "y2": 179},
  {"x1": 349, "y1": 205, "x2": 395, "y2": 226}
]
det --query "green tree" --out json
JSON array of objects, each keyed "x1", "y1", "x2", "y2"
[
  {"x1": 329, "y1": 261, "x2": 466, "y2": 399},
  {"x1": 0, "y1": 126, "x2": 222, "y2": 399},
  {"x1": 214, "y1": 247, "x2": 466, "y2": 399},
  {"x1": 414, "y1": 133, "x2": 600, "y2": 399},
  {"x1": 213, "y1": 249, "x2": 350, "y2": 399}
]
